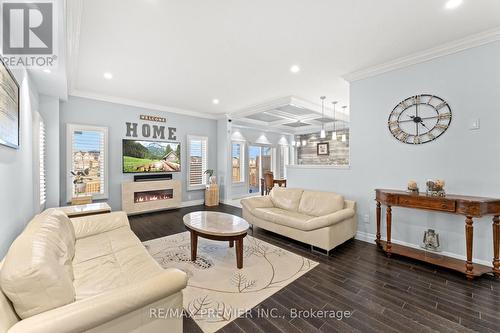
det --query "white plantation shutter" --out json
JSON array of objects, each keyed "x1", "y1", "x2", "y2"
[
  {"x1": 188, "y1": 136, "x2": 208, "y2": 189},
  {"x1": 39, "y1": 119, "x2": 46, "y2": 206},
  {"x1": 67, "y1": 124, "x2": 108, "y2": 201}
]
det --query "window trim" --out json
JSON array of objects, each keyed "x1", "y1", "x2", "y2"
[
  {"x1": 279, "y1": 144, "x2": 290, "y2": 179},
  {"x1": 39, "y1": 118, "x2": 46, "y2": 209},
  {"x1": 187, "y1": 135, "x2": 208, "y2": 191},
  {"x1": 231, "y1": 141, "x2": 245, "y2": 184},
  {"x1": 66, "y1": 124, "x2": 109, "y2": 203}
]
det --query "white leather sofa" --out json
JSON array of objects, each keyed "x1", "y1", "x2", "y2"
[
  {"x1": 241, "y1": 188, "x2": 357, "y2": 252},
  {"x1": 0, "y1": 209, "x2": 187, "y2": 333}
]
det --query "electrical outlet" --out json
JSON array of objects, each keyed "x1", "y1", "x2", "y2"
[
  {"x1": 363, "y1": 214, "x2": 370, "y2": 224},
  {"x1": 470, "y1": 118, "x2": 480, "y2": 130}
]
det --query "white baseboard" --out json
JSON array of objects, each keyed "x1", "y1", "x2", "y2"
[
  {"x1": 220, "y1": 198, "x2": 242, "y2": 208},
  {"x1": 180, "y1": 199, "x2": 204, "y2": 207},
  {"x1": 355, "y1": 231, "x2": 491, "y2": 267}
]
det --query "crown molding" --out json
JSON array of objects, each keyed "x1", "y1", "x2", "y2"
[
  {"x1": 69, "y1": 90, "x2": 219, "y2": 120},
  {"x1": 343, "y1": 27, "x2": 500, "y2": 82}
]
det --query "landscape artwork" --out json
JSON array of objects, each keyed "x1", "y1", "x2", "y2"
[
  {"x1": 123, "y1": 139, "x2": 181, "y2": 173},
  {"x1": 0, "y1": 59, "x2": 19, "y2": 149}
]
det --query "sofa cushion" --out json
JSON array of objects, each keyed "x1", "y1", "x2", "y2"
[
  {"x1": 298, "y1": 191, "x2": 345, "y2": 217},
  {"x1": 269, "y1": 188, "x2": 304, "y2": 212},
  {"x1": 0, "y1": 209, "x2": 76, "y2": 319},
  {"x1": 253, "y1": 207, "x2": 313, "y2": 229},
  {"x1": 71, "y1": 211, "x2": 130, "y2": 240},
  {"x1": 72, "y1": 226, "x2": 162, "y2": 300}
]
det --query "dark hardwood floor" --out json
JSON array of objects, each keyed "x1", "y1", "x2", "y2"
[{"x1": 129, "y1": 204, "x2": 500, "y2": 333}]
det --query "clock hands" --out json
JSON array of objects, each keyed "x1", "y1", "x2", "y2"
[
  {"x1": 415, "y1": 104, "x2": 419, "y2": 136},
  {"x1": 419, "y1": 122, "x2": 430, "y2": 131},
  {"x1": 399, "y1": 115, "x2": 439, "y2": 123}
]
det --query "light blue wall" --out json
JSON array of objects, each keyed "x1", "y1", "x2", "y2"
[
  {"x1": 288, "y1": 41, "x2": 500, "y2": 263},
  {"x1": 0, "y1": 68, "x2": 39, "y2": 257},
  {"x1": 59, "y1": 96, "x2": 218, "y2": 211}
]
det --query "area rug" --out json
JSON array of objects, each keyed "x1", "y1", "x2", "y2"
[{"x1": 143, "y1": 231, "x2": 318, "y2": 333}]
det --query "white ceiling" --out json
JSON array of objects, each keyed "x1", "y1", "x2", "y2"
[
  {"x1": 28, "y1": 0, "x2": 67, "y2": 99},
  {"x1": 70, "y1": 0, "x2": 500, "y2": 116}
]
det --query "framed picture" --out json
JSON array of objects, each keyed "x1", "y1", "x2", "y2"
[
  {"x1": 0, "y1": 58, "x2": 20, "y2": 149},
  {"x1": 317, "y1": 142, "x2": 329, "y2": 156}
]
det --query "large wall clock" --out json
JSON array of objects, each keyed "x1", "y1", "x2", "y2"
[{"x1": 388, "y1": 94, "x2": 452, "y2": 145}]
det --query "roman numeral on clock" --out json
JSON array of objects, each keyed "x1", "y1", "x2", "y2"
[
  {"x1": 391, "y1": 127, "x2": 402, "y2": 136},
  {"x1": 435, "y1": 101, "x2": 448, "y2": 110},
  {"x1": 435, "y1": 124, "x2": 448, "y2": 130}
]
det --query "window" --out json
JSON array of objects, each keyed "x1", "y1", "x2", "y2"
[
  {"x1": 279, "y1": 145, "x2": 289, "y2": 178},
  {"x1": 67, "y1": 124, "x2": 108, "y2": 201},
  {"x1": 39, "y1": 118, "x2": 46, "y2": 207},
  {"x1": 248, "y1": 145, "x2": 260, "y2": 193},
  {"x1": 232, "y1": 142, "x2": 244, "y2": 183},
  {"x1": 261, "y1": 146, "x2": 273, "y2": 174},
  {"x1": 187, "y1": 135, "x2": 208, "y2": 190}
]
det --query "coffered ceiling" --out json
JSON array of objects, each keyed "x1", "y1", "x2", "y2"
[
  {"x1": 230, "y1": 96, "x2": 349, "y2": 134},
  {"x1": 67, "y1": 0, "x2": 500, "y2": 117}
]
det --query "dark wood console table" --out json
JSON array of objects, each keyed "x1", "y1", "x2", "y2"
[{"x1": 376, "y1": 189, "x2": 500, "y2": 280}]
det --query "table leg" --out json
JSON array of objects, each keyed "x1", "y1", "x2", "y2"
[
  {"x1": 190, "y1": 231, "x2": 198, "y2": 261},
  {"x1": 229, "y1": 240, "x2": 234, "y2": 248},
  {"x1": 236, "y1": 238, "x2": 244, "y2": 269},
  {"x1": 386, "y1": 206, "x2": 392, "y2": 257},
  {"x1": 376, "y1": 201, "x2": 381, "y2": 245},
  {"x1": 493, "y1": 216, "x2": 500, "y2": 278},
  {"x1": 465, "y1": 216, "x2": 474, "y2": 280}
]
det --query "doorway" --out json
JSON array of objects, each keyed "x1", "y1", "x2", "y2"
[{"x1": 248, "y1": 145, "x2": 273, "y2": 194}]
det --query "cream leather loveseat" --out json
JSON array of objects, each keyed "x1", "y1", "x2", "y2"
[
  {"x1": 242, "y1": 188, "x2": 357, "y2": 252},
  {"x1": 0, "y1": 209, "x2": 187, "y2": 333}
]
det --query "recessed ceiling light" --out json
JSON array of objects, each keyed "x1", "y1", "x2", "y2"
[
  {"x1": 445, "y1": 0, "x2": 463, "y2": 10},
  {"x1": 212, "y1": 99, "x2": 220, "y2": 105},
  {"x1": 103, "y1": 72, "x2": 113, "y2": 80},
  {"x1": 290, "y1": 65, "x2": 300, "y2": 73},
  {"x1": 42, "y1": 69, "x2": 51, "y2": 73}
]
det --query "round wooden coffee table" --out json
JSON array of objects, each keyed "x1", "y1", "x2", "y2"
[{"x1": 183, "y1": 211, "x2": 249, "y2": 269}]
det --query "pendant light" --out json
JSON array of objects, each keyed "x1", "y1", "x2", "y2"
[
  {"x1": 341, "y1": 106, "x2": 348, "y2": 142},
  {"x1": 331, "y1": 101, "x2": 338, "y2": 140},
  {"x1": 320, "y1": 96, "x2": 326, "y2": 139}
]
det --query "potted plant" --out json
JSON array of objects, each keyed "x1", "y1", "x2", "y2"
[
  {"x1": 71, "y1": 168, "x2": 91, "y2": 195},
  {"x1": 204, "y1": 169, "x2": 216, "y2": 185}
]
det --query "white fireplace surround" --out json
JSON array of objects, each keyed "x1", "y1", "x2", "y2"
[{"x1": 122, "y1": 180, "x2": 182, "y2": 215}]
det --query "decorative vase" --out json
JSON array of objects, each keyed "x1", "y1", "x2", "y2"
[
  {"x1": 209, "y1": 175, "x2": 217, "y2": 185},
  {"x1": 75, "y1": 182, "x2": 86, "y2": 194}
]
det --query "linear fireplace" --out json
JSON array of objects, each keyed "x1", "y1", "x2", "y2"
[
  {"x1": 122, "y1": 180, "x2": 181, "y2": 215},
  {"x1": 134, "y1": 189, "x2": 173, "y2": 203}
]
